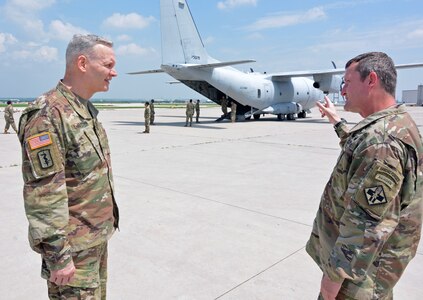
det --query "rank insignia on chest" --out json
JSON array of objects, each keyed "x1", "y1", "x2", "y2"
[
  {"x1": 364, "y1": 186, "x2": 387, "y2": 206},
  {"x1": 27, "y1": 132, "x2": 52, "y2": 150}
]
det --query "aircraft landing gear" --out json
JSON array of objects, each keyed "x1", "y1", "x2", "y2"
[
  {"x1": 287, "y1": 113, "x2": 296, "y2": 121},
  {"x1": 277, "y1": 114, "x2": 285, "y2": 121},
  {"x1": 253, "y1": 114, "x2": 261, "y2": 120},
  {"x1": 297, "y1": 111, "x2": 307, "y2": 118}
]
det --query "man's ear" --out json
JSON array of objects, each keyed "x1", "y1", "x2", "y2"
[
  {"x1": 77, "y1": 55, "x2": 88, "y2": 72},
  {"x1": 368, "y1": 71, "x2": 378, "y2": 88}
]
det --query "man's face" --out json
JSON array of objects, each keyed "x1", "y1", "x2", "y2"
[
  {"x1": 341, "y1": 62, "x2": 369, "y2": 116},
  {"x1": 85, "y1": 44, "x2": 117, "y2": 94}
]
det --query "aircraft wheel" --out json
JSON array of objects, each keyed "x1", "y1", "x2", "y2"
[
  {"x1": 298, "y1": 111, "x2": 306, "y2": 118},
  {"x1": 277, "y1": 114, "x2": 285, "y2": 121},
  {"x1": 287, "y1": 113, "x2": 296, "y2": 121},
  {"x1": 253, "y1": 114, "x2": 261, "y2": 120}
]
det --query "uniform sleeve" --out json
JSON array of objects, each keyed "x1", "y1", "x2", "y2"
[
  {"x1": 335, "y1": 122, "x2": 350, "y2": 148},
  {"x1": 325, "y1": 142, "x2": 404, "y2": 282},
  {"x1": 21, "y1": 109, "x2": 72, "y2": 271}
]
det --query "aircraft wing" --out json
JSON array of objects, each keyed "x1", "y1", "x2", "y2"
[
  {"x1": 127, "y1": 69, "x2": 165, "y2": 75},
  {"x1": 186, "y1": 60, "x2": 256, "y2": 69},
  {"x1": 270, "y1": 62, "x2": 423, "y2": 81}
]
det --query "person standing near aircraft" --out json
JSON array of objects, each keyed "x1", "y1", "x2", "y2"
[
  {"x1": 3, "y1": 100, "x2": 18, "y2": 134},
  {"x1": 144, "y1": 101, "x2": 151, "y2": 133},
  {"x1": 221, "y1": 96, "x2": 228, "y2": 116},
  {"x1": 185, "y1": 99, "x2": 194, "y2": 127},
  {"x1": 230, "y1": 101, "x2": 237, "y2": 123},
  {"x1": 306, "y1": 52, "x2": 423, "y2": 300},
  {"x1": 150, "y1": 99, "x2": 155, "y2": 125},
  {"x1": 18, "y1": 34, "x2": 119, "y2": 299},
  {"x1": 195, "y1": 99, "x2": 200, "y2": 123}
]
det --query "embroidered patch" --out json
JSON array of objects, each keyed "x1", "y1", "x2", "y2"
[
  {"x1": 375, "y1": 173, "x2": 395, "y2": 189},
  {"x1": 377, "y1": 166, "x2": 401, "y2": 184},
  {"x1": 28, "y1": 132, "x2": 52, "y2": 150},
  {"x1": 37, "y1": 149, "x2": 54, "y2": 169},
  {"x1": 364, "y1": 186, "x2": 387, "y2": 206}
]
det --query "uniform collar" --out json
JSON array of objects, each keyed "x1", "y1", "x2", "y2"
[
  {"x1": 56, "y1": 81, "x2": 98, "y2": 119},
  {"x1": 349, "y1": 104, "x2": 407, "y2": 134}
]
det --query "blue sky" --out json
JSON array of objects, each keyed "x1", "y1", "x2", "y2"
[{"x1": 1, "y1": 0, "x2": 423, "y2": 100}]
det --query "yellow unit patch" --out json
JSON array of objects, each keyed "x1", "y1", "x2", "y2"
[{"x1": 27, "y1": 132, "x2": 53, "y2": 150}]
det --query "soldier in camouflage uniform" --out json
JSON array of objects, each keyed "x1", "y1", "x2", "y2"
[
  {"x1": 18, "y1": 34, "x2": 119, "y2": 300},
  {"x1": 306, "y1": 52, "x2": 423, "y2": 300},
  {"x1": 221, "y1": 95, "x2": 228, "y2": 116},
  {"x1": 3, "y1": 100, "x2": 18, "y2": 134},
  {"x1": 144, "y1": 101, "x2": 151, "y2": 133},
  {"x1": 230, "y1": 101, "x2": 237, "y2": 123},
  {"x1": 195, "y1": 99, "x2": 200, "y2": 123},
  {"x1": 150, "y1": 99, "x2": 155, "y2": 125},
  {"x1": 185, "y1": 99, "x2": 195, "y2": 127}
]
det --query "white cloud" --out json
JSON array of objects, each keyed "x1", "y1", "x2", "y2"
[
  {"x1": 247, "y1": 7, "x2": 326, "y2": 31},
  {"x1": 8, "y1": 0, "x2": 55, "y2": 11},
  {"x1": 0, "y1": 32, "x2": 18, "y2": 53},
  {"x1": 407, "y1": 28, "x2": 423, "y2": 39},
  {"x1": 103, "y1": 13, "x2": 155, "y2": 29},
  {"x1": 116, "y1": 34, "x2": 132, "y2": 42},
  {"x1": 116, "y1": 43, "x2": 152, "y2": 56},
  {"x1": 34, "y1": 45, "x2": 58, "y2": 62},
  {"x1": 217, "y1": 0, "x2": 257, "y2": 10},
  {"x1": 49, "y1": 20, "x2": 88, "y2": 41},
  {"x1": 10, "y1": 45, "x2": 58, "y2": 62}
]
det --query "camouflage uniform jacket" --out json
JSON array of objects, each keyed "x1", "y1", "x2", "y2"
[
  {"x1": 4, "y1": 104, "x2": 14, "y2": 121},
  {"x1": 144, "y1": 106, "x2": 151, "y2": 122},
  {"x1": 195, "y1": 102, "x2": 200, "y2": 112},
  {"x1": 186, "y1": 102, "x2": 195, "y2": 116},
  {"x1": 18, "y1": 81, "x2": 119, "y2": 272},
  {"x1": 150, "y1": 102, "x2": 155, "y2": 115},
  {"x1": 306, "y1": 105, "x2": 423, "y2": 299}
]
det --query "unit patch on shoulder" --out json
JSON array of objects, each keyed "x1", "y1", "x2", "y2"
[
  {"x1": 364, "y1": 186, "x2": 387, "y2": 206},
  {"x1": 37, "y1": 149, "x2": 54, "y2": 169},
  {"x1": 27, "y1": 132, "x2": 52, "y2": 150}
]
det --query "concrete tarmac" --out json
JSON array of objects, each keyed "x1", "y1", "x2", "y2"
[{"x1": 1, "y1": 106, "x2": 422, "y2": 299}]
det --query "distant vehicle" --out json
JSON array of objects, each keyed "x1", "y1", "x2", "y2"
[{"x1": 129, "y1": 0, "x2": 423, "y2": 121}]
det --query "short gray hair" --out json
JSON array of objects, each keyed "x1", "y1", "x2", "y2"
[
  {"x1": 66, "y1": 34, "x2": 113, "y2": 66},
  {"x1": 345, "y1": 52, "x2": 397, "y2": 97}
]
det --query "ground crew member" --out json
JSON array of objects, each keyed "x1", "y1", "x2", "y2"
[
  {"x1": 144, "y1": 101, "x2": 151, "y2": 133},
  {"x1": 195, "y1": 99, "x2": 200, "y2": 123},
  {"x1": 150, "y1": 99, "x2": 155, "y2": 125},
  {"x1": 185, "y1": 99, "x2": 194, "y2": 127},
  {"x1": 221, "y1": 96, "x2": 228, "y2": 116},
  {"x1": 18, "y1": 34, "x2": 119, "y2": 299},
  {"x1": 3, "y1": 100, "x2": 17, "y2": 134},
  {"x1": 230, "y1": 101, "x2": 237, "y2": 123},
  {"x1": 306, "y1": 52, "x2": 423, "y2": 300}
]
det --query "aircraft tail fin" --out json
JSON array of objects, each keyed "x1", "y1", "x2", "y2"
[{"x1": 160, "y1": 0, "x2": 215, "y2": 65}]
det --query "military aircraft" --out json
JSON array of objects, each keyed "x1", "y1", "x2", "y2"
[{"x1": 129, "y1": 0, "x2": 423, "y2": 121}]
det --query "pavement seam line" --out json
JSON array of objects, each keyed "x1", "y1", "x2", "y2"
[
  {"x1": 116, "y1": 175, "x2": 313, "y2": 228},
  {"x1": 214, "y1": 246, "x2": 306, "y2": 299}
]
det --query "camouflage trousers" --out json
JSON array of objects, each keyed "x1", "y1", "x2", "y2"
[
  {"x1": 144, "y1": 119, "x2": 150, "y2": 133},
  {"x1": 185, "y1": 114, "x2": 193, "y2": 126},
  {"x1": 4, "y1": 118, "x2": 17, "y2": 132},
  {"x1": 45, "y1": 242, "x2": 108, "y2": 300},
  {"x1": 317, "y1": 288, "x2": 393, "y2": 299}
]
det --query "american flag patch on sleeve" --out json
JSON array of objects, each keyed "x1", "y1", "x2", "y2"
[{"x1": 27, "y1": 132, "x2": 53, "y2": 150}]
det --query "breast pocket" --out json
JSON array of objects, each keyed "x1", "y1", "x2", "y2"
[{"x1": 67, "y1": 129, "x2": 104, "y2": 177}]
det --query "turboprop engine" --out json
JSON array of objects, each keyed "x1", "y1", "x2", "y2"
[{"x1": 312, "y1": 74, "x2": 343, "y2": 94}]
